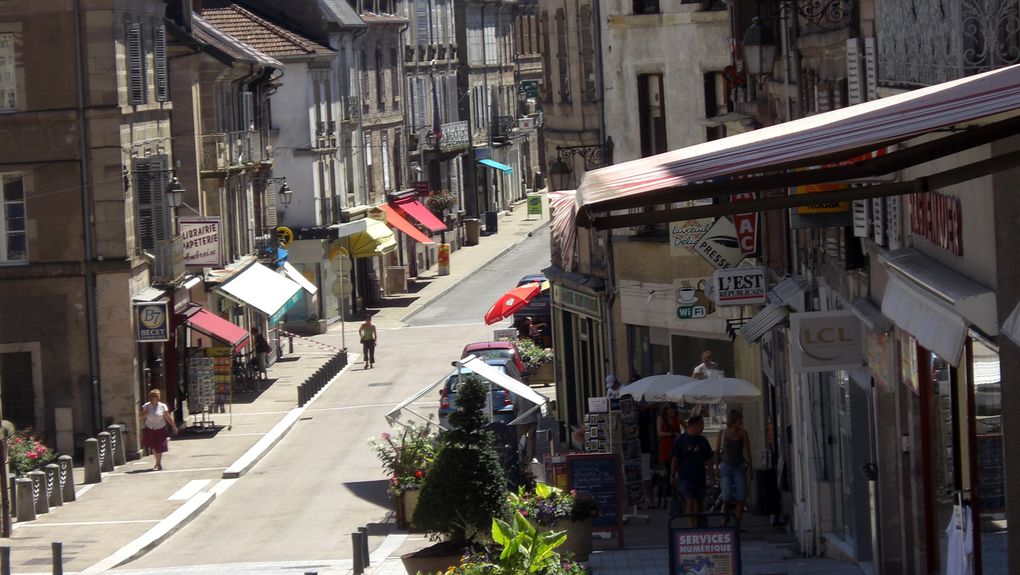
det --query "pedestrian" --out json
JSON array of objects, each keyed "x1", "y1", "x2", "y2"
[
  {"x1": 670, "y1": 414, "x2": 716, "y2": 526},
  {"x1": 716, "y1": 409, "x2": 752, "y2": 525},
  {"x1": 253, "y1": 328, "x2": 270, "y2": 377},
  {"x1": 691, "y1": 350, "x2": 722, "y2": 380},
  {"x1": 359, "y1": 314, "x2": 377, "y2": 369},
  {"x1": 657, "y1": 402, "x2": 683, "y2": 468},
  {"x1": 139, "y1": 389, "x2": 178, "y2": 471},
  {"x1": 527, "y1": 317, "x2": 547, "y2": 346}
]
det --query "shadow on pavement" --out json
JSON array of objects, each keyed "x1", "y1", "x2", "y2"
[
  {"x1": 174, "y1": 426, "x2": 225, "y2": 440},
  {"x1": 372, "y1": 295, "x2": 422, "y2": 309},
  {"x1": 342, "y1": 479, "x2": 391, "y2": 509}
]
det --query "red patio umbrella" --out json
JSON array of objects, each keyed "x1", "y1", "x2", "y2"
[{"x1": 484, "y1": 282, "x2": 543, "y2": 325}]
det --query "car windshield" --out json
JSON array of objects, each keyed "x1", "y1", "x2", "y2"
[
  {"x1": 472, "y1": 349, "x2": 512, "y2": 362},
  {"x1": 447, "y1": 369, "x2": 507, "y2": 393}
]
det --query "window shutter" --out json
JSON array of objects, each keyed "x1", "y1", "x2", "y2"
[
  {"x1": 155, "y1": 25, "x2": 168, "y2": 102},
  {"x1": 555, "y1": 9, "x2": 570, "y2": 103},
  {"x1": 846, "y1": 38, "x2": 862, "y2": 105},
  {"x1": 265, "y1": 180, "x2": 278, "y2": 229},
  {"x1": 450, "y1": 158, "x2": 461, "y2": 201},
  {"x1": 579, "y1": 5, "x2": 595, "y2": 103},
  {"x1": 127, "y1": 23, "x2": 147, "y2": 105},
  {"x1": 864, "y1": 37, "x2": 878, "y2": 102},
  {"x1": 0, "y1": 34, "x2": 17, "y2": 111},
  {"x1": 415, "y1": 0, "x2": 429, "y2": 46},
  {"x1": 381, "y1": 132, "x2": 391, "y2": 191},
  {"x1": 135, "y1": 156, "x2": 170, "y2": 251},
  {"x1": 240, "y1": 91, "x2": 254, "y2": 131},
  {"x1": 446, "y1": 74, "x2": 457, "y2": 121}
]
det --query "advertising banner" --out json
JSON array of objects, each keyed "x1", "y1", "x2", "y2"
[
  {"x1": 437, "y1": 243, "x2": 450, "y2": 276},
  {"x1": 669, "y1": 526, "x2": 740, "y2": 575},
  {"x1": 135, "y1": 300, "x2": 170, "y2": 342}
]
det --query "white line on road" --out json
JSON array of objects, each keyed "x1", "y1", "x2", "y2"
[
  {"x1": 14, "y1": 519, "x2": 161, "y2": 529},
  {"x1": 167, "y1": 479, "x2": 211, "y2": 501},
  {"x1": 104, "y1": 467, "x2": 226, "y2": 476},
  {"x1": 75, "y1": 484, "x2": 96, "y2": 498},
  {"x1": 306, "y1": 401, "x2": 403, "y2": 412}
]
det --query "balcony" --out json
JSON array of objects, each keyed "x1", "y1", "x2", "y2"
[
  {"x1": 312, "y1": 121, "x2": 339, "y2": 150},
  {"x1": 199, "y1": 130, "x2": 268, "y2": 174},
  {"x1": 342, "y1": 96, "x2": 363, "y2": 122},
  {"x1": 418, "y1": 120, "x2": 471, "y2": 153},
  {"x1": 490, "y1": 116, "x2": 515, "y2": 142}
]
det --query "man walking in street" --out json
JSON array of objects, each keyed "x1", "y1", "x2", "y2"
[
  {"x1": 359, "y1": 314, "x2": 377, "y2": 369},
  {"x1": 670, "y1": 414, "x2": 715, "y2": 527}
]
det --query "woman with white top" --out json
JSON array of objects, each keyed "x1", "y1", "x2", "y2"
[{"x1": 139, "y1": 389, "x2": 178, "y2": 471}]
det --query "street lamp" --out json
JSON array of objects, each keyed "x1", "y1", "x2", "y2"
[
  {"x1": 165, "y1": 175, "x2": 185, "y2": 208},
  {"x1": 278, "y1": 181, "x2": 293, "y2": 206},
  {"x1": 742, "y1": 17, "x2": 778, "y2": 77}
]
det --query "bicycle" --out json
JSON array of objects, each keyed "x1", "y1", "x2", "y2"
[{"x1": 232, "y1": 353, "x2": 258, "y2": 393}]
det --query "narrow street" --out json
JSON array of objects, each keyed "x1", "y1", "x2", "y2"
[{"x1": 115, "y1": 228, "x2": 550, "y2": 572}]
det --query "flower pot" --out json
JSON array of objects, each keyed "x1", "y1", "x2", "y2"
[
  {"x1": 529, "y1": 362, "x2": 555, "y2": 386},
  {"x1": 401, "y1": 488, "x2": 420, "y2": 529},
  {"x1": 400, "y1": 541, "x2": 465, "y2": 575},
  {"x1": 554, "y1": 518, "x2": 593, "y2": 562}
]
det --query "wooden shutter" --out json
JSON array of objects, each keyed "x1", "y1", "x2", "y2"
[
  {"x1": 446, "y1": 74, "x2": 457, "y2": 121},
  {"x1": 265, "y1": 180, "x2": 278, "y2": 229},
  {"x1": 864, "y1": 37, "x2": 878, "y2": 101},
  {"x1": 555, "y1": 9, "x2": 570, "y2": 103},
  {"x1": 154, "y1": 25, "x2": 168, "y2": 102},
  {"x1": 240, "y1": 91, "x2": 254, "y2": 131},
  {"x1": 579, "y1": 4, "x2": 596, "y2": 103},
  {"x1": 135, "y1": 156, "x2": 170, "y2": 251},
  {"x1": 127, "y1": 23, "x2": 147, "y2": 105},
  {"x1": 415, "y1": 0, "x2": 429, "y2": 46}
]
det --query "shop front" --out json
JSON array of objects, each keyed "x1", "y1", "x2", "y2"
[{"x1": 547, "y1": 274, "x2": 606, "y2": 433}]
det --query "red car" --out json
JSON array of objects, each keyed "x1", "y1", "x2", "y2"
[{"x1": 461, "y1": 341, "x2": 526, "y2": 375}]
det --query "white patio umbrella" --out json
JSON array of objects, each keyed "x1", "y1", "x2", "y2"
[
  {"x1": 665, "y1": 377, "x2": 761, "y2": 404},
  {"x1": 619, "y1": 374, "x2": 695, "y2": 402}
]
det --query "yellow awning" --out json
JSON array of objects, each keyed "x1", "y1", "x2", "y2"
[{"x1": 347, "y1": 219, "x2": 397, "y2": 258}]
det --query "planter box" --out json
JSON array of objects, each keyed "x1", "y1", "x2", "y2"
[
  {"x1": 529, "y1": 362, "x2": 555, "y2": 386},
  {"x1": 395, "y1": 488, "x2": 420, "y2": 530},
  {"x1": 554, "y1": 518, "x2": 593, "y2": 562},
  {"x1": 400, "y1": 542, "x2": 465, "y2": 575}
]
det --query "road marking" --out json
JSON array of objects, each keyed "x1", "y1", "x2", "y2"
[
  {"x1": 208, "y1": 478, "x2": 237, "y2": 497},
  {"x1": 167, "y1": 479, "x2": 210, "y2": 501},
  {"x1": 75, "y1": 484, "x2": 96, "y2": 498},
  {"x1": 14, "y1": 519, "x2": 160, "y2": 529},
  {"x1": 217, "y1": 432, "x2": 268, "y2": 437},
  {"x1": 306, "y1": 401, "x2": 401, "y2": 412},
  {"x1": 105, "y1": 467, "x2": 226, "y2": 476}
]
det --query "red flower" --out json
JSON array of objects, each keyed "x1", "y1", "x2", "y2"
[
  {"x1": 35, "y1": 445, "x2": 47, "y2": 454},
  {"x1": 26, "y1": 452, "x2": 38, "y2": 460},
  {"x1": 414, "y1": 470, "x2": 424, "y2": 479}
]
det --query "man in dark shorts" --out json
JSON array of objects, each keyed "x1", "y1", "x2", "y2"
[{"x1": 670, "y1": 415, "x2": 715, "y2": 526}]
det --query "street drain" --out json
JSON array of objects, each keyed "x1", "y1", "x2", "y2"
[
  {"x1": 368, "y1": 381, "x2": 393, "y2": 387},
  {"x1": 299, "y1": 416, "x2": 313, "y2": 421}
]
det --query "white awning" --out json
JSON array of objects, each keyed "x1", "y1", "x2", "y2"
[
  {"x1": 328, "y1": 220, "x2": 370, "y2": 238},
  {"x1": 461, "y1": 356, "x2": 549, "y2": 415},
  {"x1": 851, "y1": 298, "x2": 892, "y2": 333},
  {"x1": 882, "y1": 275, "x2": 969, "y2": 365},
  {"x1": 131, "y1": 286, "x2": 166, "y2": 302},
  {"x1": 1004, "y1": 302, "x2": 1020, "y2": 347},
  {"x1": 881, "y1": 248, "x2": 997, "y2": 335},
  {"x1": 281, "y1": 262, "x2": 318, "y2": 296},
  {"x1": 737, "y1": 303, "x2": 789, "y2": 343},
  {"x1": 216, "y1": 262, "x2": 302, "y2": 323}
]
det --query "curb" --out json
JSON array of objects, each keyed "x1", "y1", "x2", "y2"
[{"x1": 399, "y1": 218, "x2": 551, "y2": 324}]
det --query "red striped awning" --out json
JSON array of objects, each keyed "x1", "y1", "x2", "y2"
[
  {"x1": 185, "y1": 306, "x2": 250, "y2": 351},
  {"x1": 575, "y1": 63, "x2": 1020, "y2": 225},
  {"x1": 393, "y1": 198, "x2": 448, "y2": 232},
  {"x1": 549, "y1": 190, "x2": 578, "y2": 270},
  {"x1": 380, "y1": 204, "x2": 434, "y2": 244}
]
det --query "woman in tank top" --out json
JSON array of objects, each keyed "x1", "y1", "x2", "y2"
[{"x1": 715, "y1": 409, "x2": 752, "y2": 524}]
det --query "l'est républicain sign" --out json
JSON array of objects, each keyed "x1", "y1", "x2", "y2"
[{"x1": 712, "y1": 267, "x2": 766, "y2": 306}]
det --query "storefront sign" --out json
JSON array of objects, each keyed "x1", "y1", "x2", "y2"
[
  {"x1": 731, "y1": 193, "x2": 758, "y2": 255},
  {"x1": 673, "y1": 278, "x2": 714, "y2": 320},
  {"x1": 794, "y1": 181, "x2": 850, "y2": 213},
  {"x1": 276, "y1": 226, "x2": 294, "y2": 248},
  {"x1": 909, "y1": 191, "x2": 962, "y2": 256},
  {"x1": 414, "y1": 180, "x2": 430, "y2": 196},
  {"x1": 693, "y1": 217, "x2": 743, "y2": 269},
  {"x1": 179, "y1": 218, "x2": 221, "y2": 266},
  {"x1": 899, "y1": 331, "x2": 919, "y2": 395},
  {"x1": 135, "y1": 300, "x2": 170, "y2": 342},
  {"x1": 669, "y1": 218, "x2": 713, "y2": 257},
  {"x1": 669, "y1": 526, "x2": 740, "y2": 575},
  {"x1": 866, "y1": 331, "x2": 894, "y2": 392},
  {"x1": 555, "y1": 285, "x2": 601, "y2": 319},
  {"x1": 712, "y1": 267, "x2": 766, "y2": 306},
  {"x1": 790, "y1": 311, "x2": 863, "y2": 372}
]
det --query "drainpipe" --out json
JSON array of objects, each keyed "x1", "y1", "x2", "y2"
[
  {"x1": 74, "y1": 0, "x2": 103, "y2": 432},
  {"x1": 481, "y1": 4, "x2": 492, "y2": 213},
  {"x1": 604, "y1": 230, "x2": 618, "y2": 378},
  {"x1": 591, "y1": 0, "x2": 607, "y2": 147}
]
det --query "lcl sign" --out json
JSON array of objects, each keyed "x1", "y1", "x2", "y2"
[{"x1": 789, "y1": 311, "x2": 863, "y2": 373}]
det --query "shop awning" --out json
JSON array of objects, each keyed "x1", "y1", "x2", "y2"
[
  {"x1": 132, "y1": 286, "x2": 166, "y2": 302},
  {"x1": 881, "y1": 248, "x2": 997, "y2": 335},
  {"x1": 851, "y1": 298, "x2": 892, "y2": 333},
  {"x1": 347, "y1": 218, "x2": 398, "y2": 258},
  {"x1": 380, "y1": 204, "x2": 435, "y2": 244},
  {"x1": 460, "y1": 356, "x2": 549, "y2": 416},
  {"x1": 1005, "y1": 302, "x2": 1020, "y2": 347},
  {"x1": 281, "y1": 262, "x2": 318, "y2": 296},
  {"x1": 572, "y1": 64, "x2": 1020, "y2": 229},
  {"x1": 549, "y1": 190, "x2": 578, "y2": 269},
  {"x1": 393, "y1": 197, "x2": 448, "y2": 232},
  {"x1": 737, "y1": 302, "x2": 790, "y2": 343},
  {"x1": 184, "y1": 305, "x2": 250, "y2": 351},
  {"x1": 479, "y1": 159, "x2": 513, "y2": 174},
  {"x1": 216, "y1": 262, "x2": 303, "y2": 324},
  {"x1": 882, "y1": 275, "x2": 969, "y2": 366}
]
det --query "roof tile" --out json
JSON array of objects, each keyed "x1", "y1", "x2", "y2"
[{"x1": 200, "y1": 2, "x2": 334, "y2": 58}]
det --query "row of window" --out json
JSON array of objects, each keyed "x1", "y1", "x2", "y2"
[
  {"x1": 541, "y1": 6, "x2": 596, "y2": 105},
  {"x1": 361, "y1": 44, "x2": 402, "y2": 112},
  {"x1": 1, "y1": 173, "x2": 25, "y2": 262}
]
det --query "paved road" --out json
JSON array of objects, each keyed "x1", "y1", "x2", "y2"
[{"x1": 114, "y1": 229, "x2": 548, "y2": 573}]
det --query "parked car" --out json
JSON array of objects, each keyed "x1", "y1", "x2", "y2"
[
  {"x1": 511, "y1": 273, "x2": 551, "y2": 325},
  {"x1": 439, "y1": 358, "x2": 525, "y2": 428},
  {"x1": 462, "y1": 341, "x2": 526, "y2": 375}
]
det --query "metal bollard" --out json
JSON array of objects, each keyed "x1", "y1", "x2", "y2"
[
  {"x1": 57, "y1": 456, "x2": 75, "y2": 503},
  {"x1": 108, "y1": 425, "x2": 127, "y2": 466},
  {"x1": 15, "y1": 478, "x2": 34, "y2": 522},
  {"x1": 351, "y1": 531, "x2": 365, "y2": 575},
  {"x1": 358, "y1": 526, "x2": 370, "y2": 567},
  {"x1": 1, "y1": 546, "x2": 10, "y2": 575},
  {"x1": 44, "y1": 464, "x2": 62, "y2": 508},
  {"x1": 289, "y1": 335, "x2": 294, "y2": 354},
  {"x1": 83, "y1": 438, "x2": 101, "y2": 484},
  {"x1": 29, "y1": 471, "x2": 48, "y2": 515},
  {"x1": 298, "y1": 383, "x2": 307, "y2": 406},
  {"x1": 97, "y1": 432, "x2": 114, "y2": 472},
  {"x1": 52, "y1": 541, "x2": 62, "y2": 575}
]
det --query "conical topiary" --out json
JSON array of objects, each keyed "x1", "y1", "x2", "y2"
[{"x1": 412, "y1": 376, "x2": 509, "y2": 544}]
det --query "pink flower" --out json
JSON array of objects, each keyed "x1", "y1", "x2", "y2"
[
  {"x1": 26, "y1": 452, "x2": 38, "y2": 460},
  {"x1": 390, "y1": 477, "x2": 399, "y2": 485},
  {"x1": 35, "y1": 445, "x2": 47, "y2": 454},
  {"x1": 381, "y1": 432, "x2": 391, "y2": 441}
]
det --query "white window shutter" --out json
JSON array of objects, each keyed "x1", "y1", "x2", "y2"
[
  {"x1": 0, "y1": 34, "x2": 17, "y2": 111},
  {"x1": 864, "y1": 37, "x2": 878, "y2": 102},
  {"x1": 446, "y1": 74, "x2": 457, "y2": 120},
  {"x1": 240, "y1": 91, "x2": 254, "y2": 131},
  {"x1": 415, "y1": 0, "x2": 429, "y2": 46},
  {"x1": 846, "y1": 38, "x2": 861, "y2": 105},
  {"x1": 127, "y1": 23, "x2": 147, "y2": 105},
  {"x1": 381, "y1": 132, "x2": 391, "y2": 191},
  {"x1": 155, "y1": 25, "x2": 168, "y2": 102},
  {"x1": 265, "y1": 180, "x2": 278, "y2": 228}
]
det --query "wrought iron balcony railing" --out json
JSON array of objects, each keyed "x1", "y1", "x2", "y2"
[{"x1": 199, "y1": 130, "x2": 267, "y2": 173}]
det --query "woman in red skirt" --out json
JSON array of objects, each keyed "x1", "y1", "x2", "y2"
[
  {"x1": 657, "y1": 403, "x2": 683, "y2": 467},
  {"x1": 139, "y1": 389, "x2": 178, "y2": 471}
]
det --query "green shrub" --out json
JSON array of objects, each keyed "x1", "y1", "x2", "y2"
[{"x1": 413, "y1": 376, "x2": 509, "y2": 544}]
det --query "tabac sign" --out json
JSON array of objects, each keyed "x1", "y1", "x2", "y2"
[{"x1": 789, "y1": 311, "x2": 863, "y2": 372}]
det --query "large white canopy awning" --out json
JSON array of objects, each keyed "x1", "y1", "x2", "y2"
[
  {"x1": 281, "y1": 261, "x2": 318, "y2": 296},
  {"x1": 460, "y1": 356, "x2": 549, "y2": 415},
  {"x1": 216, "y1": 262, "x2": 303, "y2": 324},
  {"x1": 882, "y1": 275, "x2": 969, "y2": 366}
]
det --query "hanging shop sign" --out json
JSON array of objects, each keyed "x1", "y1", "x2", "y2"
[
  {"x1": 909, "y1": 191, "x2": 962, "y2": 256},
  {"x1": 276, "y1": 226, "x2": 294, "y2": 248},
  {"x1": 712, "y1": 267, "x2": 767, "y2": 306},
  {"x1": 179, "y1": 218, "x2": 222, "y2": 266},
  {"x1": 555, "y1": 285, "x2": 602, "y2": 319},
  {"x1": 135, "y1": 300, "x2": 170, "y2": 342},
  {"x1": 731, "y1": 193, "x2": 758, "y2": 255},
  {"x1": 789, "y1": 310, "x2": 863, "y2": 372},
  {"x1": 673, "y1": 278, "x2": 715, "y2": 320},
  {"x1": 794, "y1": 181, "x2": 850, "y2": 213},
  {"x1": 669, "y1": 218, "x2": 714, "y2": 257},
  {"x1": 693, "y1": 217, "x2": 744, "y2": 269}
]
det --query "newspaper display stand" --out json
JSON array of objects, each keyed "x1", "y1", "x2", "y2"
[{"x1": 668, "y1": 514, "x2": 741, "y2": 575}]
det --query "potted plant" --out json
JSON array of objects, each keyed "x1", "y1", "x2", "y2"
[
  {"x1": 514, "y1": 338, "x2": 555, "y2": 386},
  {"x1": 443, "y1": 513, "x2": 587, "y2": 575},
  {"x1": 425, "y1": 189, "x2": 458, "y2": 215},
  {"x1": 508, "y1": 482, "x2": 598, "y2": 561},
  {"x1": 368, "y1": 423, "x2": 437, "y2": 529},
  {"x1": 7, "y1": 431, "x2": 57, "y2": 477},
  {"x1": 406, "y1": 376, "x2": 510, "y2": 574},
  {"x1": 304, "y1": 314, "x2": 327, "y2": 335}
]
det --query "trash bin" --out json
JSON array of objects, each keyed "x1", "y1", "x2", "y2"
[
  {"x1": 485, "y1": 210, "x2": 499, "y2": 234},
  {"x1": 464, "y1": 218, "x2": 480, "y2": 246}
]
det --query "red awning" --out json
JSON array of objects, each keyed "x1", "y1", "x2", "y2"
[
  {"x1": 575, "y1": 63, "x2": 1020, "y2": 225},
  {"x1": 185, "y1": 306, "x2": 250, "y2": 351},
  {"x1": 393, "y1": 198, "x2": 448, "y2": 232},
  {"x1": 380, "y1": 204, "x2": 435, "y2": 244}
]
